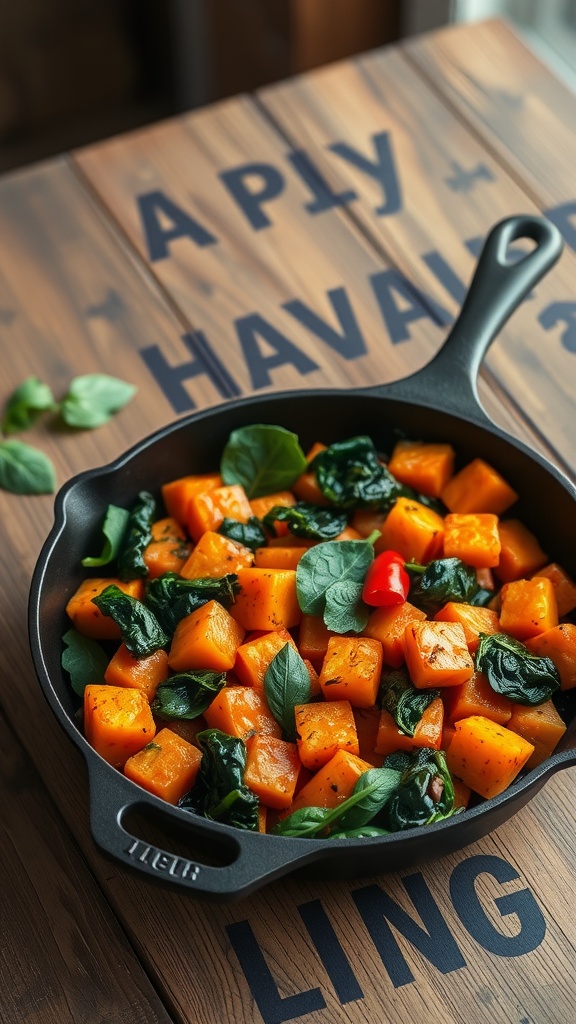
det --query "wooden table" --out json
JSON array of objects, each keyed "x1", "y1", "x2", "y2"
[{"x1": 2, "y1": 17, "x2": 576, "y2": 1024}]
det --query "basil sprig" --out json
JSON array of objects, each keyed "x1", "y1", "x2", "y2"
[
  {"x1": 220, "y1": 424, "x2": 307, "y2": 498},
  {"x1": 475, "y1": 632, "x2": 560, "y2": 705},
  {"x1": 264, "y1": 643, "x2": 311, "y2": 741},
  {"x1": 296, "y1": 532, "x2": 378, "y2": 633}
]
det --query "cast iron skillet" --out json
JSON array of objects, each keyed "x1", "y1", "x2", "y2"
[{"x1": 29, "y1": 215, "x2": 576, "y2": 901}]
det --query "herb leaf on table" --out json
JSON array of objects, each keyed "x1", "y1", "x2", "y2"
[
  {"x1": 60, "y1": 374, "x2": 137, "y2": 429},
  {"x1": 1, "y1": 376, "x2": 56, "y2": 434},
  {"x1": 0, "y1": 440, "x2": 56, "y2": 494}
]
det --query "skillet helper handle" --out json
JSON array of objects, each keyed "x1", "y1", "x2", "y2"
[
  {"x1": 387, "y1": 215, "x2": 564, "y2": 421},
  {"x1": 87, "y1": 758, "x2": 312, "y2": 898}
]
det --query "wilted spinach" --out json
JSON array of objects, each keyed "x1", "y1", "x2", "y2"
[
  {"x1": 145, "y1": 572, "x2": 239, "y2": 636},
  {"x1": 380, "y1": 669, "x2": 440, "y2": 737},
  {"x1": 407, "y1": 557, "x2": 480, "y2": 616},
  {"x1": 296, "y1": 533, "x2": 377, "y2": 633},
  {"x1": 475, "y1": 632, "x2": 560, "y2": 705},
  {"x1": 117, "y1": 490, "x2": 156, "y2": 580},
  {"x1": 179, "y1": 729, "x2": 258, "y2": 830},
  {"x1": 218, "y1": 516, "x2": 267, "y2": 552},
  {"x1": 263, "y1": 502, "x2": 348, "y2": 540},
  {"x1": 381, "y1": 748, "x2": 455, "y2": 832},
  {"x1": 61, "y1": 629, "x2": 108, "y2": 696},
  {"x1": 92, "y1": 584, "x2": 169, "y2": 657},
  {"x1": 310, "y1": 436, "x2": 404, "y2": 510},
  {"x1": 152, "y1": 670, "x2": 226, "y2": 720},
  {"x1": 264, "y1": 643, "x2": 311, "y2": 740},
  {"x1": 221, "y1": 424, "x2": 307, "y2": 498}
]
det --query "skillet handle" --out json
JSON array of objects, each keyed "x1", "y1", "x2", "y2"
[
  {"x1": 87, "y1": 758, "x2": 315, "y2": 899},
  {"x1": 383, "y1": 214, "x2": 563, "y2": 422}
]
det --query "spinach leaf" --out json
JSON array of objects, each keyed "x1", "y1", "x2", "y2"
[
  {"x1": 92, "y1": 584, "x2": 169, "y2": 657},
  {"x1": 218, "y1": 515, "x2": 267, "y2": 552},
  {"x1": 81, "y1": 504, "x2": 130, "y2": 568},
  {"x1": 310, "y1": 436, "x2": 404, "y2": 510},
  {"x1": 179, "y1": 729, "x2": 258, "y2": 830},
  {"x1": 380, "y1": 670, "x2": 440, "y2": 737},
  {"x1": 61, "y1": 629, "x2": 108, "y2": 696},
  {"x1": 0, "y1": 440, "x2": 56, "y2": 494},
  {"x1": 336, "y1": 767, "x2": 402, "y2": 831},
  {"x1": 145, "y1": 572, "x2": 239, "y2": 636},
  {"x1": 263, "y1": 502, "x2": 348, "y2": 540},
  {"x1": 60, "y1": 374, "x2": 137, "y2": 429},
  {"x1": 381, "y1": 748, "x2": 455, "y2": 832},
  {"x1": 152, "y1": 670, "x2": 226, "y2": 720},
  {"x1": 475, "y1": 632, "x2": 560, "y2": 705},
  {"x1": 271, "y1": 805, "x2": 334, "y2": 838},
  {"x1": 407, "y1": 557, "x2": 480, "y2": 616},
  {"x1": 296, "y1": 535, "x2": 375, "y2": 633},
  {"x1": 2, "y1": 376, "x2": 55, "y2": 434},
  {"x1": 264, "y1": 643, "x2": 311, "y2": 740},
  {"x1": 383, "y1": 750, "x2": 412, "y2": 773},
  {"x1": 117, "y1": 490, "x2": 156, "y2": 580},
  {"x1": 221, "y1": 424, "x2": 307, "y2": 499}
]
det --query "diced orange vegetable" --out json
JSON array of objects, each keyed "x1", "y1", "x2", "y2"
[
  {"x1": 353, "y1": 706, "x2": 384, "y2": 767},
  {"x1": 333, "y1": 526, "x2": 363, "y2": 541},
  {"x1": 294, "y1": 700, "x2": 359, "y2": 770},
  {"x1": 434, "y1": 602, "x2": 500, "y2": 653},
  {"x1": 452, "y1": 777, "x2": 472, "y2": 810},
  {"x1": 441, "y1": 458, "x2": 518, "y2": 515},
  {"x1": 525, "y1": 623, "x2": 576, "y2": 690},
  {"x1": 244, "y1": 735, "x2": 301, "y2": 809},
  {"x1": 298, "y1": 614, "x2": 336, "y2": 668},
  {"x1": 168, "y1": 599, "x2": 245, "y2": 672},
  {"x1": 375, "y1": 496, "x2": 444, "y2": 564},
  {"x1": 161, "y1": 472, "x2": 222, "y2": 527},
  {"x1": 66, "y1": 577, "x2": 144, "y2": 640},
  {"x1": 156, "y1": 715, "x2": 207, "y2": 746},
  {"x1": 233, "y1": 629, "x2": 298, "y2": 689},
  {"x1": 123, "y1": 727, "x2": 202, "y2": 804},
  {"x1": 84, "y1": 684, "x2": 156, "y2": 768},
  {"x1": 266, "y1": 534, "x2": 316, "y2": 549},
  {"x1": 253, "y1": 546, "x2": 308, "y2": 570},
  {"x1": 286, "y1": 749, "x2": 373, "y2": 813},
  {"x1": 442, "y1": 670, "x2": 512, "y2": 726},
  {"x1": 292, "y1": 442, "x2": 330, "y2": 505},
  {"x1": 187, "y1": 484, "x2": 253, "y2": 542},
  {"x1": 180, "y1": 530, "x2": 253, "y2": 579},
  {"x1": 104, "y1": 643, "x2": 169, "y2": 701},
  {"x1": 362, "y1": 601, "x2": 427, "y2": 668},
  {"x1": 258, "y1": 804, "x2": 268, "y2": 833},
  {"x1": 494, "y1": 519, "x2": 547, "y2": 583},
  {"x1": 350, "y1": 508, "x2": 387, "y2": 538},
  {"x1": 231, "y1": 568, "x2": 302, "y2": 631},
  {"x1": 446, "y1": 715, "x2": 534, "y2": 799},
  {"x1": 249, "y1": 490, "x2": 296, "y2": 537},
  {"x1": 388, "y1": 441, "x2": 455, "y2": 498},
  {"x1": 318, "y1": 636, "x2": 383, "y2": 708},
  {"x1": 374, "y1": 697, "x2": 444, "y2": 757},
  {"x1": 203, "y1": 685, "x2": 281, "y2": 740},
  {"x1": 531, "y1": 562, "x2": 576, "y2": 617},
  {"x1": 507, "y1": 701, "x2": 567, "y2": 769},
  {"x1": 304, "y1": 658, "x2": 321, "y2": 699},
  {"x1": 442, "y1": 722, "x2": 456, "y2": 752},
  {"x1": 143, "y1": 517, "x2": 190, "y2": 579},
  {"x1": 476, "y1": 566, "x2": 495, "y2": 591},
  {"x1": 403, "y1": 620, "x2": 474, "y2": 689},
  {"x1": 499, "y1": 577, "x2": 558, "y2": 640},
  {"x1": 443, "y1": 513, "x2": 501, "y2": 569}
]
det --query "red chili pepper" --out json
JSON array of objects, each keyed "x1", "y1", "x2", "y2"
[{"x1": 362, "y1": 549, "x2": 410, "y2": 607}]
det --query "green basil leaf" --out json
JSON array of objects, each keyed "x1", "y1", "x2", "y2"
[
  {"x1": 117, "y1": 490, "x2": 156, "y2": 580},
  {"x1": 323, "y1": 578, "x2": 368, "y2": 633},
  {"x1": 310, "y1": 436, "x2": 404, "y2": 510},
  {"x1": 92, "y1": 583, "x2": 169, "y2": 657},
  {"x1": 220, "y1": 424, "x2": 307, "y2": 499},
  {"x1": 81, "y1": 504, "x2": 130, "y2": 567},
  {"x1": 407, "y1": 557, "x2": 480, "y2": 616},
  {"x1": 180, "y1": 728, "x2": 258, "y2": 830},
  {"x1": 264, "y1": 643, "x2": 311, "y2": 740},
  {"x1": 2, "y1": 376, "x2": 55, "y2": 434},
  {"x1": 336, "y1": 767, "x2": 401, "y2": 831},
  {"x1": 61, "y1": 628, "x2": 108, "y2": 696},
  {"x1": 296, "y1": 537, "x2": 374, "y2": 632},
  {"x1": 152, "y1": 670, "x2": 226, "y2": 719},
  {"x1": 0, "y1": 440, "x2": 56, "y2": 494},
  {"x1": 263, "y1": 502, "x2": 348, "y2": 540},
  {"x1": 60, "y1": 374, "x2": 137, "y2": 429},
  {"x1": 218, "y1": 516, "x2": 267, "y2": 552},
  {"x1": 380, "y1": 669, "x2": 440, "y2": 737},
  {"x1": 475, "y1": 632, "x2": 560, "y2": 705},
  {"x1": 145, "y1": 572, "x2": 240, "y2": 636},
  {"x1": 271, "y1": 805, "x2": 335, "y2": 838}
]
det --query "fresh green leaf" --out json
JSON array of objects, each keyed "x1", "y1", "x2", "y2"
[
  {"x1": 336, "y1": 767, "x2": 401, "y2": 832},
  {"x1": 407, "y1": 557, "x2": 480, "y2": 616},
  {"x1": 264, "y1": 643, "x2": 311, "y2": 740},
  {"x1": 152, "y1": 670, "x2": 226, "y2": 720},
  {"x1": 60, "y1": 374, "x2": 137, "y2": 429},
  {"x1": 271, "y1": 805, "x2": 335, "y2": 838},
  {"x1": 145, "y1": 572, "x2": 239, "y2": 636},
  {"x1": 92, "y1": 584, "x2": 169, "y2": 657},
  {"x1": 81, "y1": 504, "x2": 130, "y2": 567},
  {"x1": 61, "y1": 628, "x2": 108, "y2": 696},
  {"x1": 179, "y1": 729, "x2": 258, "y2": 830},
  {"x1": 475, "y1": 632, "x2": 560, "y2": 705},
  {"x1": 323, "y1": 578, "x2": 368, "y2": 633},
  {"x1": 310, "y1": 436, "x2": 405, "y2": 510},
  {"x1": 263, "y1": 502, "x2": 348, "y2": 540},
  {"x1": 296, "y1": 536, "x2": 374, "y2": 633},
  {"x1": 0, "y1": 440, "x2": 56, "y2": 494},
  {"x1": 218, "y1": 516, "x2": 267, "y2": 552},
  {"x1": 117, "y1": 490, "x2": 156, "y2": 580},
  {"x1": 2, "y1": 376, "x2": 55, "y2": 434},
  {"x1": 220, "y1": 424, "x2": 307, "y2": 498},
  {"x1": 380, "y1": 669, "x2": 440, "y2": 737}
]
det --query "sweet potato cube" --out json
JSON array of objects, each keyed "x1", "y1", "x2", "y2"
[
  {"x1": 525, "y1": 623, "x2": 576, "y2": 690},
  {"x1": 292, "y1": 442, "x2": 330, "y2": 506},
  {"x1": 452, "y1": 777, "x2": 472, "y2": 810},
  {"x1": 507, "y1": 701, "x2": 567, "y2": 769},
  {"x1": 403, "y1": 620, "x2": 474, "y2": 689},
  {"x1": 231, "y1": 568, "x2": 302, "y2": 630},
  {"x1": 362, "y1": 601, "x2": 427, "y2": 668},
  {"x1": 441, "y1": 458, "x2": 518, "y2": 515},
  {"x1": 249, "y1": 490, "x2": 296, "y2": 537},
  {"x1": 180, "y1": 530, "x2": 253, "y2": 579},
  {"x1": 187, "y1": 484, "x2": 253, "y2": 542},
  {"x1": 388, "y1": 441, "x2": 455, "y2": 498},
  {"x1": 298, "y1": 614, "x2": 336, "y2": 668},
  {"x1": 123, "y1": 727, "x2": 202, "y2": 804},
  {"x1": 531, "y1": 562, "x2": 576, "y2": 617},
  {"x1": 499, "y1": 576, "x2": 558, "y2": 641},
  {"x1": 143, "y1": 517, "x2": 190, "y2": 579},
  {"x1": 104, "y1": 643, "x2": 169, "y2": 701},
  {"x1": 161, "y1": 472, "x2": 222, "y2": 527},
  {"x1": 374, "y1": 697, "x2": 444, "y2": 757},
  {"x1": 203, "y1": 685, "x2": 281, "y2": 740},
  {"x1": 445, "y1": 715, "x2": 534, "y2": 799},
  {"x1": 244, "y1": 735, "x2": 301, "y2": 809},
  {"x1": 234, "y1": 629, "x2": 298, "y2": 689},
  {"x1": 294, "y1": 700, "x2": 359, "y2": 770},
  {"x1": 495, "y1": 519, "x2": 547, "y2": 583},
  {"x1": 168, "y1": 599, "x2": 245, "y2": 672},
  {"x1": 318, "y1": 636, "x2": 383, "y2": 708},
  {"x1": 353, "y1": 706, "x2": 384, "y2": 767},
  {"x1": 434, "y1": 602, "x2": 500, "y2": 653},
  {"x1": 442, "y1": 670, "x2": 512, "y2": 726},
  {"x1": 286, "y1": 749, "x2": 373, "y2": 813},
  {"x1": 350, "y1": 508, "x2": 387, "y2": 538},
  {"x1": 375, "y1": 496, "x2": 444, "y2": 564},
  {"x1": 66, "y1": 577, "x2": 144, "y2": 640},
  {"x1": 253, "y1": 546, "x2": 308, "y2": 570},
  {"x1": 84, "y1": 684, "x2": 156, "y2": 768},
  {"x1": 443, "y1": 513, "x2": 501, "y2": 569}
]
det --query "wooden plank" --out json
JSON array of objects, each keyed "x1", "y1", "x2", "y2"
[
  {"x1": 257, "y1": 43, "x2": 576, "y2": 477},
  {"x1": 0, "y1": 708, "x2": 174, "y2": 1024}
]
